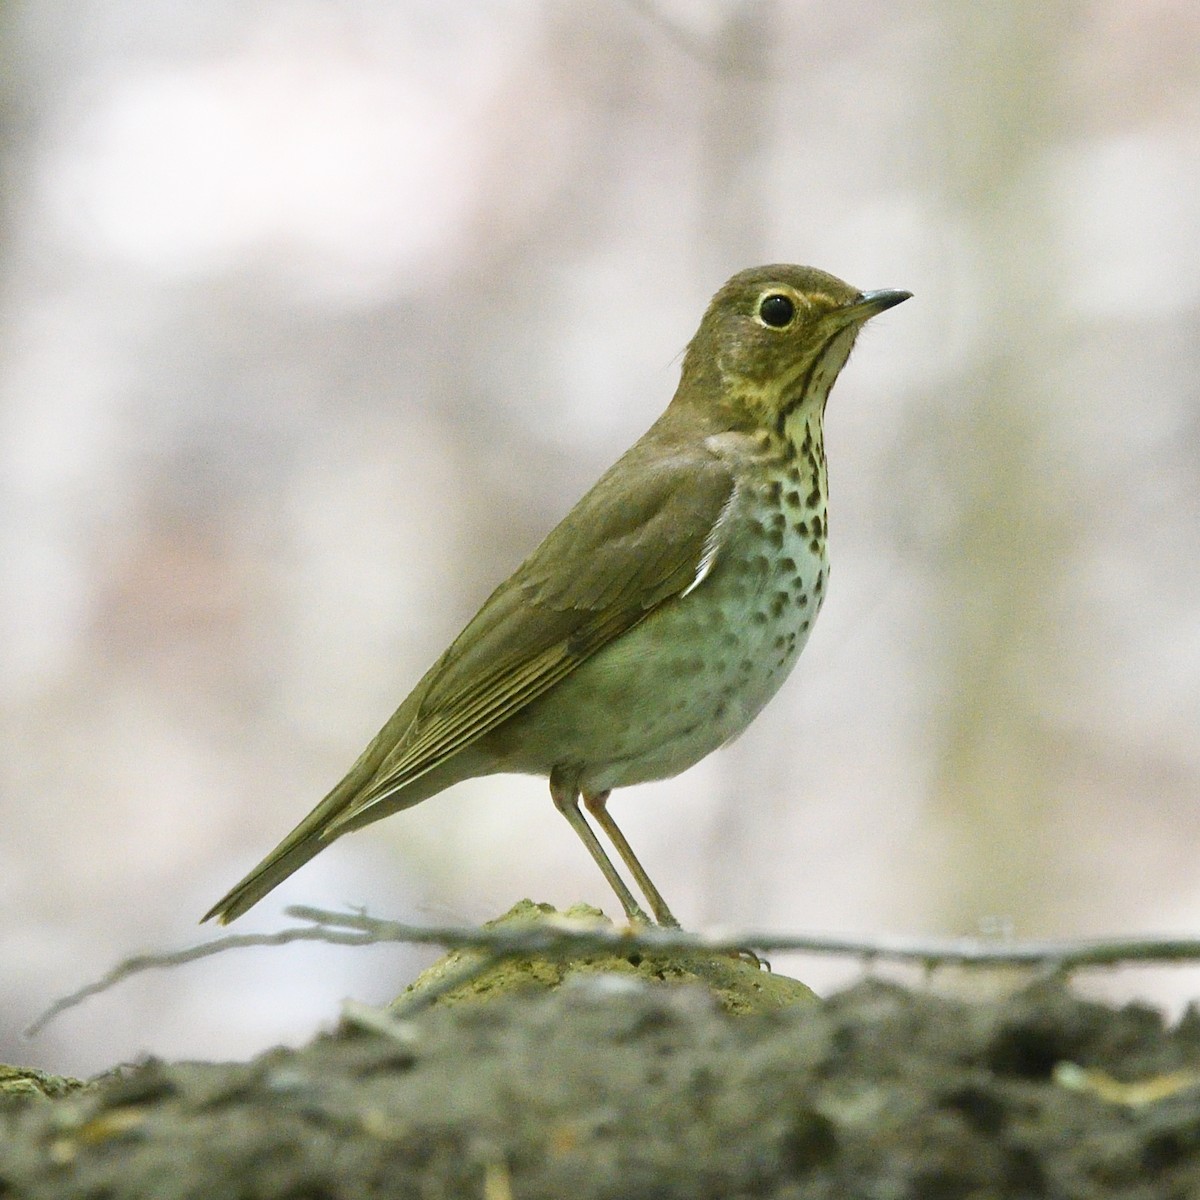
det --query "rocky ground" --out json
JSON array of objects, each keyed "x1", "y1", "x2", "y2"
[{"x1": 4, "y1": 911, "x2": 1200, "y2": 1199}]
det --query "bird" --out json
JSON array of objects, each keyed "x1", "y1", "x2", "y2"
[{"x1": 203, "y1": 265, "x2": 910, "y2": 928}]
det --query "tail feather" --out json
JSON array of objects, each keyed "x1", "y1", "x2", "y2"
[
  {"x1": 201, "y1": 833, "x2": 331, "y2": 925},
  {"x1": 201, "y1": 741, "x2": 494, "y2": 925},
  {"x1": 202, "y1": 696, "x2": 422, "y2": 925}
]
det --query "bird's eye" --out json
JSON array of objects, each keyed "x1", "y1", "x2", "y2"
[{"x1": 758, "y1": 293, "x2": 795, "y2": 328}]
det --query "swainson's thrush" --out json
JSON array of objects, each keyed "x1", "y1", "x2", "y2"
[{"x1": 204, "y1": 266, "x2": 909, "y2": 927}]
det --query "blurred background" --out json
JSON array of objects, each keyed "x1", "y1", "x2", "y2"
[{"x1": 3, "y1": 0, "x2": 1199, "y2": 1076}]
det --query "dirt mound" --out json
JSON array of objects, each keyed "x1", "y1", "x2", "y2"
[{"x1": 4, "y1": 977, "x2": 1200, "y2": 1198}]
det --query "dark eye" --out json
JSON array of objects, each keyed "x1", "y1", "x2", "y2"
[{"x1": 758, "y1": 293, "x2": 795, "y2": 328}]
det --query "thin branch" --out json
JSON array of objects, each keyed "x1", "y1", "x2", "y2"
[
  {"x1": 26, "y1": 923, "x2": 375, "y2": 1036},
  {"x1": 286, "y1": 906, "x2": 1200, "y2": 970},
  {"x1": 27, "y1": 904, "x2": 1200, "y2": 1036}
]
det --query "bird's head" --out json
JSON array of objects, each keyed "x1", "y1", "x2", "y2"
[{"x1": 677, "y1": 264, "x2": 910, "y2": 435}]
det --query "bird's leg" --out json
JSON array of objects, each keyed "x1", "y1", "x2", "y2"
[
  {"x1": 582, "y1": 790, "x2": 680, "y2": 929},
  {"x1": 549, "y1": 772, "x2": 652, "y2": 925},
  {"x1": 585, "y1": 790, "x2": 760, "y2": 961}
]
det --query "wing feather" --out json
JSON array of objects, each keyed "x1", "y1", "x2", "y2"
[{"x1": 328, "y1": 440, "x2": 737, "y2": 825}]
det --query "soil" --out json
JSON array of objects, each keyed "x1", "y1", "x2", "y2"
[{"x1": 4, "y1": 911, "x2": 1200, "y2": 1199}]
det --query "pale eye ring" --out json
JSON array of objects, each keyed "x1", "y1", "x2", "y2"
[{"x1": 758, "y1": 292, "x2": 796, "y2": 328}]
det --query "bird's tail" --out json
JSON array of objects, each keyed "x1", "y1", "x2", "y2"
[
  {"x1": 201, "y1": 689, "x2": 458, "y2": 925},
  {"x1": 201, "y1": 825, "x2": 332, "y2": 926},
  {"x1": 201, "y1": 717, "x2": 500, "y2": 925},
  {"x1": 200, "y1": 731, "x2": 387, "y2": 925}
]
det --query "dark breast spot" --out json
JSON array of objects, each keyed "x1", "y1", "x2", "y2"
[{"x1": 669, "y1": 657, "x2": 705, "y2": 679}]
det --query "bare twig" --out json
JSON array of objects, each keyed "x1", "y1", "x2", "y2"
[
  {"x1": 27, "y1": 903, "x2": 1200, "y2": 1036},
  {"x1": 26, "y1": 922, "x2": 375, "y2": 1036},
  {"x1": 286, "y1": 907, "x2": 1200, "y2": 971}
]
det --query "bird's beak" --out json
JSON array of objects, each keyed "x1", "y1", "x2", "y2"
[{"x1": 844, "y1": 289, "x2": 912, "y2": 321}]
